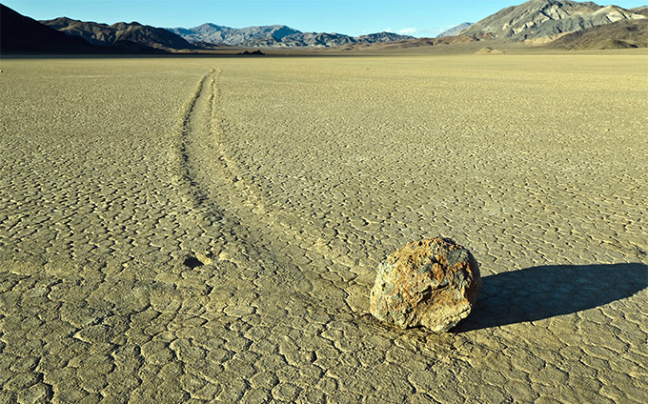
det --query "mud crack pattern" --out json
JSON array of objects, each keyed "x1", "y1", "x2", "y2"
[{"x1": 1, "y1": 56, "x2": 647, "y2": 403}]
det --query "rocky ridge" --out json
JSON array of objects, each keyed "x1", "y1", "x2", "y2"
[
  {"x1": 461, "y1": 0, "x2": 647, "y2": 40},
  {"x1": 551, "y1": 18, "x2": 648, "y2": 49},
  {"x1": 40, "y1": 17, "x2": 196, "y2": 51},
  {"x1": 631, "y1": 6, "x2": 648, "y2": 17},
  {"x1": 0, "y1": 4, "x2": 149, "y2": 54}
]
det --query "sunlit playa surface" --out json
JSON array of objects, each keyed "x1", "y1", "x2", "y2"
[{"x1": 1, "y1": 54, "x2": 647, "y2": 403}]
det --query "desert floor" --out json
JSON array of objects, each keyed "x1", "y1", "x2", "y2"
[{"x1": 1, "y1": 54, "x2": 647, "y2": 403}]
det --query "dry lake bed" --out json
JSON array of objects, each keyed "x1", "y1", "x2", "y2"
[{"x1": 1, "y1": 54, "x2": 647, "y2": 403}]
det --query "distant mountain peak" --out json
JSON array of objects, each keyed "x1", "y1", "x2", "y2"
[{"x1": 436, "y1": 23, "x2": 473, "y2": 38}]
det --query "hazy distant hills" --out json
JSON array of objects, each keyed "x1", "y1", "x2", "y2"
[
  {"x1": 462, "y1": 0, "x2": 647, "y2": 40},
  {"x1": 166, "y1": 24, "x2": 413, "y2": 48},
  {"x1": 166, "y1": 24, "x2": 298, "y2": 46},
  {"x1": 41, "y1": 17, "x2": 195, "y2": 51},
  {"x1": 243, "y1": 31, "x2": 356, "y2": 48},
  {"x1": 338, "y1": 34, "x2": 478, "y2": 52},
  {"x1": 436, "y1": 23, "x2": 473, "y2": 38}
]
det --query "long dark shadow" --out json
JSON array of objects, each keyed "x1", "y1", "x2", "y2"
[{"x1": 456, "y1": 263, "x2": 648, "y2": 332}]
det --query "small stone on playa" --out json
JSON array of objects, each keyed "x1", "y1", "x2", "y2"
[{"x1": 370, "y1": 237, "x2": 481, "y2": 333}]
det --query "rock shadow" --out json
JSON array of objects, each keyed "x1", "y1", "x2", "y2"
[{"x1": 456, "y1": 263, "x2": 648, "y2": 332}]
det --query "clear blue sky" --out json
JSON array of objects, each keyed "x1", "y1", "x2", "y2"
[{"x1": 4, "y1": 0, "x2": 648, "y2": 37}]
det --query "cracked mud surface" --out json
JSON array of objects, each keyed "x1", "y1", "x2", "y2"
[{"x1": 1, "y1": 55, "x2": 647, "y2": 403}]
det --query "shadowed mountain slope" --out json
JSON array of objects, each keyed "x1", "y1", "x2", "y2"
[
  {"x1": 631, "y1": 6, "x2": 648, "y2": 17},
  {"x1": 551, "y1": 18, "x2": 648, "y2": 48},
  {"x1": 462, "y1": 0, "x2": 647, "y2": 40},
  {"x1": 0, "y1": 4, "x2": 106, "y2": 54},
  {"x1": 41, "y1": 17, "x2": 195, "y2": 51}
]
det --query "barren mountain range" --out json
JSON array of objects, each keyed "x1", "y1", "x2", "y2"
[
  {"x1": 167, "y1": 24, "x2": 299, "y2": 46},
  {"x1": 165, "y1": 23, "x2": 413, "y2": 48},
  {"x1": 0, "y1": 4, "x2": 159, "y2": 54},
  {"x1": 41, "y1": 17, "x2": 195, "y2": 51},
  {"x1": 461, "y1": 0, "x2": 646, "y2": 40},
  {"x1": 2, "y1": 0, "x2": 648, "y2": 54},
  {"x1": 0, "y1": 4, "x2": 93, "y2": 53}
]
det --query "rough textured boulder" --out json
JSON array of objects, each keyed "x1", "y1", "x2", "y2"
[{"x1": 370, "y1": 237, "x2": 481, "y2": 333}]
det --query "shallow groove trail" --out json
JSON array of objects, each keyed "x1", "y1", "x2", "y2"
[
  {"x1": 179, "y1": 67, "x2": 221, "y2": 216},
  {"x1": 178, "y1": 67, "x2": 376, "y2": 317}
]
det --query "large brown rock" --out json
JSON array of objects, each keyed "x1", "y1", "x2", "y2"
[{"x1": 370, "y1": 237, "x2": 481, "y2": 333}]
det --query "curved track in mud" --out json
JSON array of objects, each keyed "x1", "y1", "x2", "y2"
[{"x1": 177, "y1": 67, "x2": 380, "y2": 317}]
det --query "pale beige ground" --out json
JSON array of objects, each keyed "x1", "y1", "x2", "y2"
[{"x1": 0, "y1": 54, "x2": 647, "y2": 403}]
